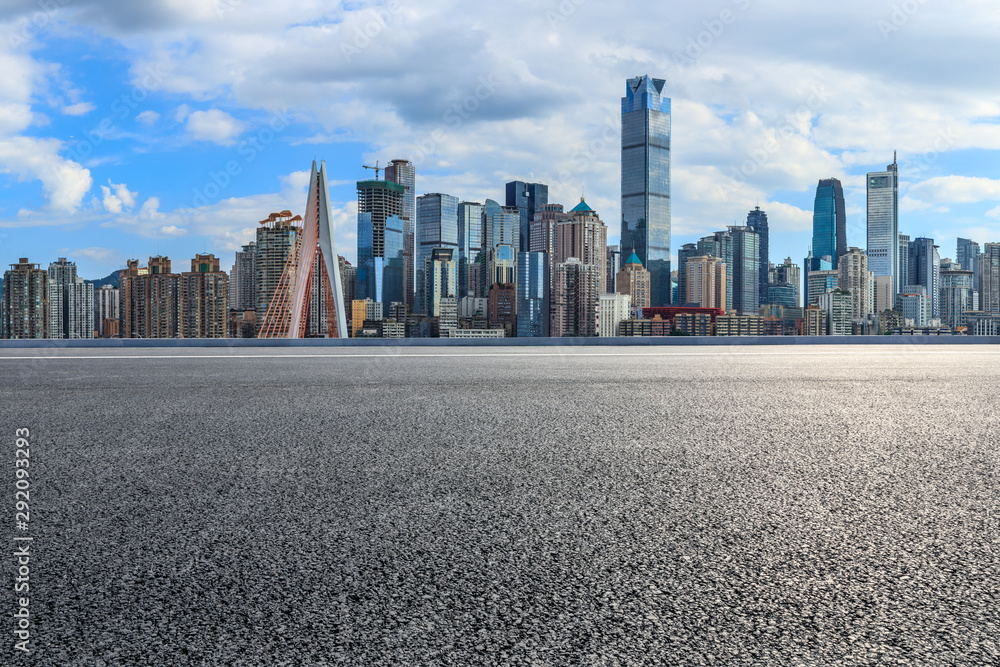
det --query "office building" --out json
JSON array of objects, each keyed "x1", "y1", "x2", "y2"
[
  {"x1": 506, "y1": 181, "x2": 548, "y2": 253},
  {"x1": 729, "y1": 226, "x2": 759, "y2": 314},
  {"x1": 813, "y1": 178, "x2": 847, "y2": 269},
  {"x1": 517, "y1": 251, "x2": 549, "y2": 338},
  {"x1": 898, "y1": 285, "x2": 931, "y2": 327},
  {"x1": 939, "y1": 269, "x2": 974, "y2": 330},
  {"x1": 957, "y1": 238, "x2": 981, "y2": 292},
  {"x1": 898, "y1": 234, "x2": 911, "y2": 295},
  {"x1": 769, "y1": 257, "x2": 800, "y2": 308},
  {"x1": 685, "y1": 255, "x2": 726, "y2": 310},
  {"x1": 358, "y1": 179, "x2": 405, "y2": 310},
  {"x1": 598, "y1": 293, "x2": 631, "y2": 337},
  {"x1": 384, "y1": 159, "x2": 416, "y2": 311},
  {"x1": 606, "y1": 245, "x2": 622, "y2": 294},
  {"x1": 908, "y1": 237, "x2": 941, "y2": 318},
  {"x1": 837, "y1": 247, "x2": 875, "y2": 320},
  {"x1": 416, "y1": 193, "x2": 459, "y2": 314},
  {"x1": 806, "y1": 269, "x2": 838, "y2": 306},
  {"x1": 2, "y1": 259, "x2": 48, "y2": 339},
  {"x1": 616, "y1": 252, "x2": 651, "y2": 311},
  {"x1": 424, "y1": 247, "x2": 458, "y2": 320},
  {"x1": 867, "y1": 156, "x2": 899, "y2": 299},
  {"x1": 621, "y1": 74, "x2": 671, "y2": 306},
  {"x1": 746, "y1": 206, "x2": 769, "y2": 306},
  {"x1": 458, "y1": 201, "x2": 484, "y2": 297},
  {"x1": 874, "y1": 275, "x2": 894, "y2": 314}
]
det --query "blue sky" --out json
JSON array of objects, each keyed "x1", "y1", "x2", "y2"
[{"x1": 1, "y1": 0, "x2": 999, "y2": 279}]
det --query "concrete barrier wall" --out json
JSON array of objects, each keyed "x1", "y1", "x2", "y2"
[{"x1": 1, "y1": 336, "x2": 999, "y2": 349}]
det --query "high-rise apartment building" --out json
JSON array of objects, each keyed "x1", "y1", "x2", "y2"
[
  {"x1": 898, "y1": 234, "x2": 911, "y2": 296},
  {"x1": 837, "y1": 247, "x2": 875, "y2": 320},
  {"x1": 867, "y1": 156, "x2": 899, "y2": 300},
  {"x1": 554, "y1": 200, "x2": 607, "y2": 293},
  {"x1": 981, "y1": 243, "x2": 1000, "y2": 315},
  {"x1": 898, "y1": 285, "x2": 931, "y2": 327},
  {"x1": 384, "y1": 159, "x2": 416, "y2": 311},
  {"x1": 685, "y1": 255, "x2": 726, "y2": 310},
  {"x1": 818, "y1": 289, "x2": 852, "y2": 335},
  {"x1": 676, "y1": 243, "x2": 700, "y2": 307},
  {"x1": 358, "y1": 179, "x2": 405, "y2": 310},
  {"x1": 95, "y1": 285, "x2": 120, "y2": 337},
  {"x1": 806, "y1": 269, "x2": 839, "y2": 306},
  {"x1": 119, "y1": 256, "x2": 180, "y2": 339},
  {"x1": 487, "y1": 283, "x2": 516, "y2": 336},
  {"x1": 621, "y1": 74, "x2": 671, "y2": 306},
  {"x1": 908, "y1": 237, "x2": 941, "y2": 318},
  {"x1": 700, "y1": 231, "x2": 734, "y2": 311},
  {"x1": 746, "y1": 206, "x2": 769, "y2": 306},
  {"x1": 230, "y1": 242, "x2": 257, "y2": 312},
  {"x1": 616, "y1": 252, "x2": 650, "y2": 311},
  {"x1": 180, "y1": 254, "x2": 228, "y2": 338},
  {"x1": 416, "y1": 193, "x2": 459, "y2": 314},
  {"x1": 458, "y1": 201, "x2": 484, "y2": 298},
  {"x1": 517, "y1": 251, "x2": 549, "y2": 338},
  {"x1": 506, "y1": 181, "x2": 548, "y2": 253},
  {"x1": 812, "y1": 178, "x2": 847, "y2": 270},
  {"x1": 729, "y1": 226, "x2": 759, "y2": 314},
  {"x1": 2, "y1": 259, "x2": 48, "y2": 339},
  {"x1": 255, "y1": 211, "x2": 300, "y2": 317},
  {"x1": 47, "y1": 257, "x2": 94, "y2": 339},
  {"x1": 552, "y1": 258, "x2": 599, "y2": 337}
]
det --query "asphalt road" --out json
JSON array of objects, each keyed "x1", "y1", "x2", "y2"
[{"x1": 2, "y1": 346, "x2": 998, "y2": 665}]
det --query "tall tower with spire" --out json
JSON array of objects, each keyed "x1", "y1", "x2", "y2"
[{"x1": 867, "y1": 154, "x2": 900, "y2": 304}]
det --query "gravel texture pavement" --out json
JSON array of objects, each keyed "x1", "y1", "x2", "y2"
[{"x1": 2, "y1": 345, "x2": 998, "y2": 665}]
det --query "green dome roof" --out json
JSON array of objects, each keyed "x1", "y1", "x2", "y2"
[
  {"x1": 570, "y1": 199, "x2": 594, "y2": 213},
  {"x1": 625, "y1": 252, "x2": 642, "y2": 265}
]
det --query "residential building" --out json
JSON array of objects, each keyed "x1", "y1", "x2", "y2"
[
  {"x1": 806, "y1": 269, "x2": 838, "y2": 306},
  {"x1": 552, "y1": 258, "x2": 599, "y2": 337},
  {"x1": 47, "y1": 257, "x2": 94, "y2": 339},
  {"x1": 965, "y1": 312, "x2": 1000, "y2": 336},
  {"x1": 685, "y1": 255, "x2": 726, "y2": 310},
  {"x1": 676, "y1": 243, "x2": 700, "y2": 306},
  {"x1": 940, "y1": 269, "x2": 974, "y2": 330},
  {"x1": 230, "y1": 242, "x2": 257, "y2": 312},
  {"x1": 769, "y1": 257, "x2": 801, "y2": 307},
  {"x1": 95, "y1": 285, "x2": 120, "y2": 337},
  {"x1": 119, "y1": 256, "x2": 180, "y2": 339},
  {"x1": 818, "y1": 289, "x2": 852, "y2": 335},
  {"x1": 555, "y1": 199, "x2": 608, "y2": 293},
  {"x1": 700, "y1": 230, "x2": 734, "y2": 310},
  {"x1": 898, "y1": 285, "x2": 931, "y2": 327},
  {"x1": 898, "y1": 234, "x2": 911, "y2": 296},
  {"x1": 983, "y1": 243, "x2": 1000, "y2": 315},
  {"x1": 874, "y1": 275, "x2": 894, "y2": 314},
  {"x1": 487, "y1": 283, "x2": 516, "y2": 336},
  {"x1": 803, "y1": 305, "x2": 827, "y2": 335},
  {"x1": 837, "y1": 247, "x2": 875, "y2": 320},
  {"x1": 616, "y1": 252, "x2": 651, "y2": 311},
  {"x1": 715, "y1": 314, "x2": 765, "y2": 336},
  {"x1": 255, "y1": 211, "x2": 300, "y2": 317},
  {"x1": 957, "y1": 238, "x2": 981, "y2": 293},
  {"x1": 180, "y1": 254, "x2": 228, "y2": 338},
  {"x1": 2, "y1": 259, "x2": 48, "y2": 339},
  {"x1": 621, "y1": 74, "x2": 671, "y2": 306},
  {"x1": 424, "y1": 247, "x2": 458, "y2": 319}
]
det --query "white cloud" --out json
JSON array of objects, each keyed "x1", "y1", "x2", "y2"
[
  {"x1": 62, "y1": 102, "x2": 95, "y2": 116},
  {"x1": 185, "y1": 109, "x2": 245, "y2": 145},
  {"x1": 100, "y1": 180, "x2": 138, "y2": 213},
  {"x1": 0, "y1": 137, "x2": 92, "y2": 212},
  {"x1": 908, "y1": 176, "x2": 1000, "y2": 204},
  {"x1": 135, "y1": 110, "x2": 160, "y2": 126},
  {"x1": 987, "y1": 206, "x2": 1000, "y2": 219}
]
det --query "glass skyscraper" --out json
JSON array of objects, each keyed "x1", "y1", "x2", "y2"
[
  {"x1": 867, "y1": 156, "x2": 899, "y2": 302},
  {"x1": 458, "y1": 201, "x2": 484, "y2": 298},
  {"x1": 729, "y1": 226, "x2": 760, "y2": 314},
  {"x1": 746, "y1": 206, "x2": 768, "y2": 306},
  {"x1": 812, "y1": 178, "x2": 847, "y2": 270},
  {"x1": 505, "y1": 181, "x2": 548, "y2": 254},
  {"x1": 384, "y1": 160, "x2": 415, "y2": 311},
  {"x1": 621, "y1": 75, "x2": 671, "y2": 306},
  {"x1": 517, "y1": 251, "x2": 549, "y2": 337},
  {"x1": 416, "y1": 193, "x2": 459, "y2": 314},
  {"x1": 357, "y1": 179, "x2": 405, "y2": 311}
]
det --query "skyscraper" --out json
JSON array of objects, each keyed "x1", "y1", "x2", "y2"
[
  {"x1": 416, "y1": 193, "x2": 459, "y2": 314},
  {"x1": 837, "y1": 247, "x2": 875, "y2": 320},
  {"x1": 770, "y1": 257, "x2": 801, "y2": 308},
  {"x1": 506, "y1": 181, "x2": 548, "y2": 254},
  {"x1": 95, "y1": 285, "x2": 119, "y2": 337},
  {"x1": 982, "y1": 243, "x2": 1000, "y2": 315},
  {"x1": 552, "y1": 258, "x2": 600, "y2": 337},
  {"x1": 517, "y1": 251, "x2": 549, "y2": 338},
  {"x1": 700, "y1": 231, "x2": 733, "y2": 311},
  {"x1": 384, "y1": 159, "x2": 415, "y2": 311},
  {"x1": 606, "y1": 245, "x2": 622, "y2": 294},
  {"x1": 812, "y1": 178, "x2": 847, "y2": 270},
  {"x1": 940, "y1": 269, "x2": 974, "y2": 329},
  {"x1": 554, "y1": 200, "x2": 608, "y2": 293},
  {"x1": 746, "y1": 206, "x2": 769, "y2": 306},
  {"x1": 728, "y1": 226, "x2": 760, "y2": 314},
  {"x1": 458, "y1": 201, "x2": 484, "y2": 298},
  {"x1": 908, "y1": 237, "x2": 941, "y2": 318},
  {"x1": 119, "y1": 256, "x2": 180, "y2": 339},
  {"x1": 676, "y1": 243, "x2": 700, "y2": 307},
  {"x1": 230, "y1": 243, "x2": 257, "y2": 312},
  {"x1": 957, "y1": 238, "x2": 981, "y2": 293},
  {"x1": 621, "y1": 75, "x2": 671, "y2": 306},
  {"x1": 481, "y1": 199, "x2": 519, "y2": 297},
  {"x1": 180, "y1": 254, "x2": 228, "y2": 338},
  {"x1": 685, "y1": 255, "x2": 726, "y2": 310},
  {"x1": 357, "y1": 179, "x2": 405, "y2": 310},
  {"x1": 898, "y1": 234, "x2": 911, "y2": 295},
  {"x1": 255, "y1": 211, "x2": 300, "y2": 317},
  {"x1": 423, "y1": 247, "x2": 458, "y2": 320},
  {"x1": 867, "y1": 156, "x2": 899, "y2": 301}
]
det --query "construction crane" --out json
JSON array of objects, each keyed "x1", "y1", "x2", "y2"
[{"x1": 363, "y1": 161, "x2": 382, "y2": 180}]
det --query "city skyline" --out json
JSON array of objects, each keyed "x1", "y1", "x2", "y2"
[{"x1": 0, "y1": 2, "x2": 998, "y2": 280}]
